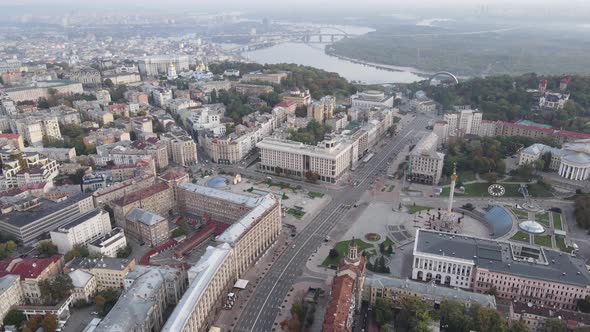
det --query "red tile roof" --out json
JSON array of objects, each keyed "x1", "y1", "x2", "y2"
[
  {"x1": 323, "y1": 274, "x2": 354, "y2": 332},
  {"x1": 498, "y1": 121, "x2": 590, "y2": 140},
  {"x1": 0, "y1": 255, "x2": 61, "y2": 280},
  {"x1": 276, "y1": 100, "x2": 298, "y2": 108},
  {"x1": 159, "y1": 168, "x2": 188, "y2": 181},
  {"x1": 0, "y1": 133, "x2": 21, "y2": 139}
]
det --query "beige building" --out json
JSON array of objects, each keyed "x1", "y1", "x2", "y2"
[
  {"x1": 125, "y1": 208, "x2": 169, "y2": 246},
  {"x1": 65, "y1": 257, "x2": 136, "y2": 291},
  {"x1": 233, "y1": 83, "x2": 273, "y2": 96},
  {"x1": 11, "y1": 115, "x2": 61, "y2": 146},
  {"x1": 50, "y1": 209, "x2": 113, "y2": 254},
  {"x1": 408, "y1": 133, "x2": 445, "y2": 185},
  {"x1": 92, "y1": 173, "x2": 156, "y2": 206},
  {"x1": 161, "y1": 131, "x2": 198, "y2": 166},
  {"x1": 163, "y1": 184, "x2": 281, "y2": 332},
  {"x1": 0, "y1": 275, "x2": 25, "y2": 322},
  {"x1": 112, "y1": 182, "x2": 175, "y2": 228},
  {"x1": 68, "y1": 270, "x2": 97, "y2": 303}
]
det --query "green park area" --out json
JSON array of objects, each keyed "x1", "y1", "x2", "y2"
[
  {"x1": 308, "y1": 191, "x2": 325, "y2": 199},
  {"x1": 287, "y1": 208, "x2": 305, "y2": 219},
  {"x1": 535, "y1": 213, "x2": 551, "y2": 227},
  {"x1": 509, "y1": 231, "x2": 530, "y2": 244},
  {"x1": 511, "y1": 209, "x2": 529, "y2": 220},
  {"x1": 441, "y1": 183, "x2": 552, "y2": 198},
  {"x1": 534, "y1": 235, "x2": 553, "y2": 248},
  {"x1": 552, "y1": 213, "x2": 563, "y2": 230},
  {"x1": 322, "y1": 239, "x2": 373, "y2": 267},
  {"x1": 406, "y1": 205, "x2": 432, "y2": 214}
]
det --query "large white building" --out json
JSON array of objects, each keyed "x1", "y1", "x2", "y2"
[
  {"x1": 408, "y1": 133, "x2": 445, "y2": 185},
  {"x1": 50, "y1": 209, "x2": 112, "y2": 254},
  {"x1": 258, "y1": 109, "x2": 393, "y2": 183},
  {"x1": 412, "y1": 229, "x2": 590, "y2": 310},
  {"x1": 137, "y1": 55, "x2": 190, "y2": 76},
  {"x1": 350, "y1": 90, "x2": 394, "y2": 110},
  {"x1": 443, "y1": 109, "x2": 482, "y2": 137},
  {"x1": 164, "y1": 184, "x2": 282, "y2": 332},
  {"x1": 87, "y1": 227, "x2": 128, "y2": 258},
  {"x1": 4, "y1": 80, "x2": 83, "y2": 103},
  {"x1": 519, "y1": 140, "x2": 590, "y2": 181}
]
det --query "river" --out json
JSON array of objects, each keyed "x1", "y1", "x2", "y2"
[{"x1": 239, "y1": 24, "x2": 428, "y2": 85}]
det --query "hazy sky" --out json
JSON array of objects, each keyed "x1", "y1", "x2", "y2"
[{"x1": 1, "y1": 0, "x2": 588, "y2": 19}]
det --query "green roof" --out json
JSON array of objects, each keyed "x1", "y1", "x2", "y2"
[{"x1": 515, "y1": 120, "x2": 553, "y2": 129}]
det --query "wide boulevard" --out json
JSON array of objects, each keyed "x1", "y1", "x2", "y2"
[{"x1": 233, "y1": 115, "x2": 431, "y2": 332}]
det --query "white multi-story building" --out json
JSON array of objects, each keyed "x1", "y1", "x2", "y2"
[
  {"x1": 87, "y1": 227, "x2": 128, "y2": 258},
  {"x1": 408, "y1": 133, "x2": 445, "y2": 185},
  {"x1": 4, "y1": 80, "x2": 83, "y2": 103},
  {"x1": 49, "y1": 209, "x2": 112, "y2": 254},
  {"x1": 68, "y1": 270, "x2": 97, "y2": 303},
  {"x1": 183, "y1": 106, "x2": 225, "y2": 136},
  {"x1": 10, "y1": 115, "x2": 62, "y2": 146},
  {"x1": 519, "y1": 140, "x2": 590, "y2": 181},
  {"x1": 152, "y1": 89, "x2": 173, "y2": 107},
  {"x1": 350, "y1": 90, "x2": 394, "y2": 110},
  {"x1": 443, "y1": 109, "x2": 482, "y2": 137}
]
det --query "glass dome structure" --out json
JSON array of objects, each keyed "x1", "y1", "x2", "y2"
[
  {"x1": 206, "y1": 176, "x2": 229, "y2": 188},
  {"x1": 518, "y1": 220, "x2": 545, "y2": 234}
]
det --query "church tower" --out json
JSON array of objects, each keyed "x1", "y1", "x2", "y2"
[{"x1": 346, "y1": 237, "x2": 359, "y2": 263}]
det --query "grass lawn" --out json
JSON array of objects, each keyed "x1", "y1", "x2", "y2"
[
  {"x1": 382, "y1": 237, "x2": 394, "y2": 248},
  {"x1": 511, "y1": 209, "x2": 530, "y2": 220},
  {"x1": 555, "y1": 236, "x2": 566, "y2": 251},
  {"x1": 510, "y1": 231, "x2": 530, "y2": 243},
  {"x1": 442, "y1": 170, "x2": 476, "y2": 185},
  {"x1": 441, "y1": 183, "x2": 553, "y2": 198},
  {"x1": 321, "y1": 239, "x2": 373, "y2": 267},
  {"x1": 406, "y1": 205, "x2": 432, "y2": 214},
  {"x1": 535, "y1": 213, "x2": 551, "y2": 227},
  {"x1": 308, "y1": 191, "x2": 325, "y2": 199},
  {"x1": 552, "y1": 213, "x2": 563, "y2": 230},
  {"x1": 533, "y1": 235, "x2": 553, "y2": 248},
  {"x1": 526, "y1": 183, "x2": 554, "y2": 197},
  {"x1": 287, "y1": 208, "x2": 306, "y2": 219},
  {"x1": 262, "y1": 179, "x2": 296, "y2": 192}
]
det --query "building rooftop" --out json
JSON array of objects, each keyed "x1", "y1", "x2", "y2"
[
  {"x1": 112, "y1": 182, "x2": 169, "y2": 207},
  {"x1": 96, "y1": 265, "x2": 182, "y2": 332},
  {"x1": 88, "y1": 227, "x2": 125, "y2": 248},
  {"x1": 512, "y1": 301, "x2": 590, "y2": 326},
  {"x1": 410, "y1": 133, "x2": 444, "y2": 160},
  {"x1": 126, "y1": 208, "x2": 166, "y2": 226},
  {"x1": 53, "y1": 209, "x2": 103, "y2": 233},
  {"x1": 366, "y1": 275, "x2": 496, "y2": 308},
  {"x1": 0, "y1": 274, "x2": 20, "y2": 293},
  {"x1": 323, "y1": 274, "x2": 354, "y2": 332},
  {"x1": 66, "y1": 257, "x2": 133, "y2": 272},
  {"x1": 68, "y1": 269, "x2": 94, "y2": 288},
  {"x1": 162, "y1": 243, "x2": 232, "y2": 332},
  {"x1": 178, "y1": 182, "x2": 261, "y2": 208},
  {"x1": 0, "y1": 255, "x2": 61, "y2": 279},
  {"x1": 0, "y1": 193, "x2": 90, "y2": 228},
  {"x1": 414, "y1": 230, "x2": 590, "y2": 287},
  {"x1": 216, "y1": 193, "x2": 278, "y2": 245}
]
